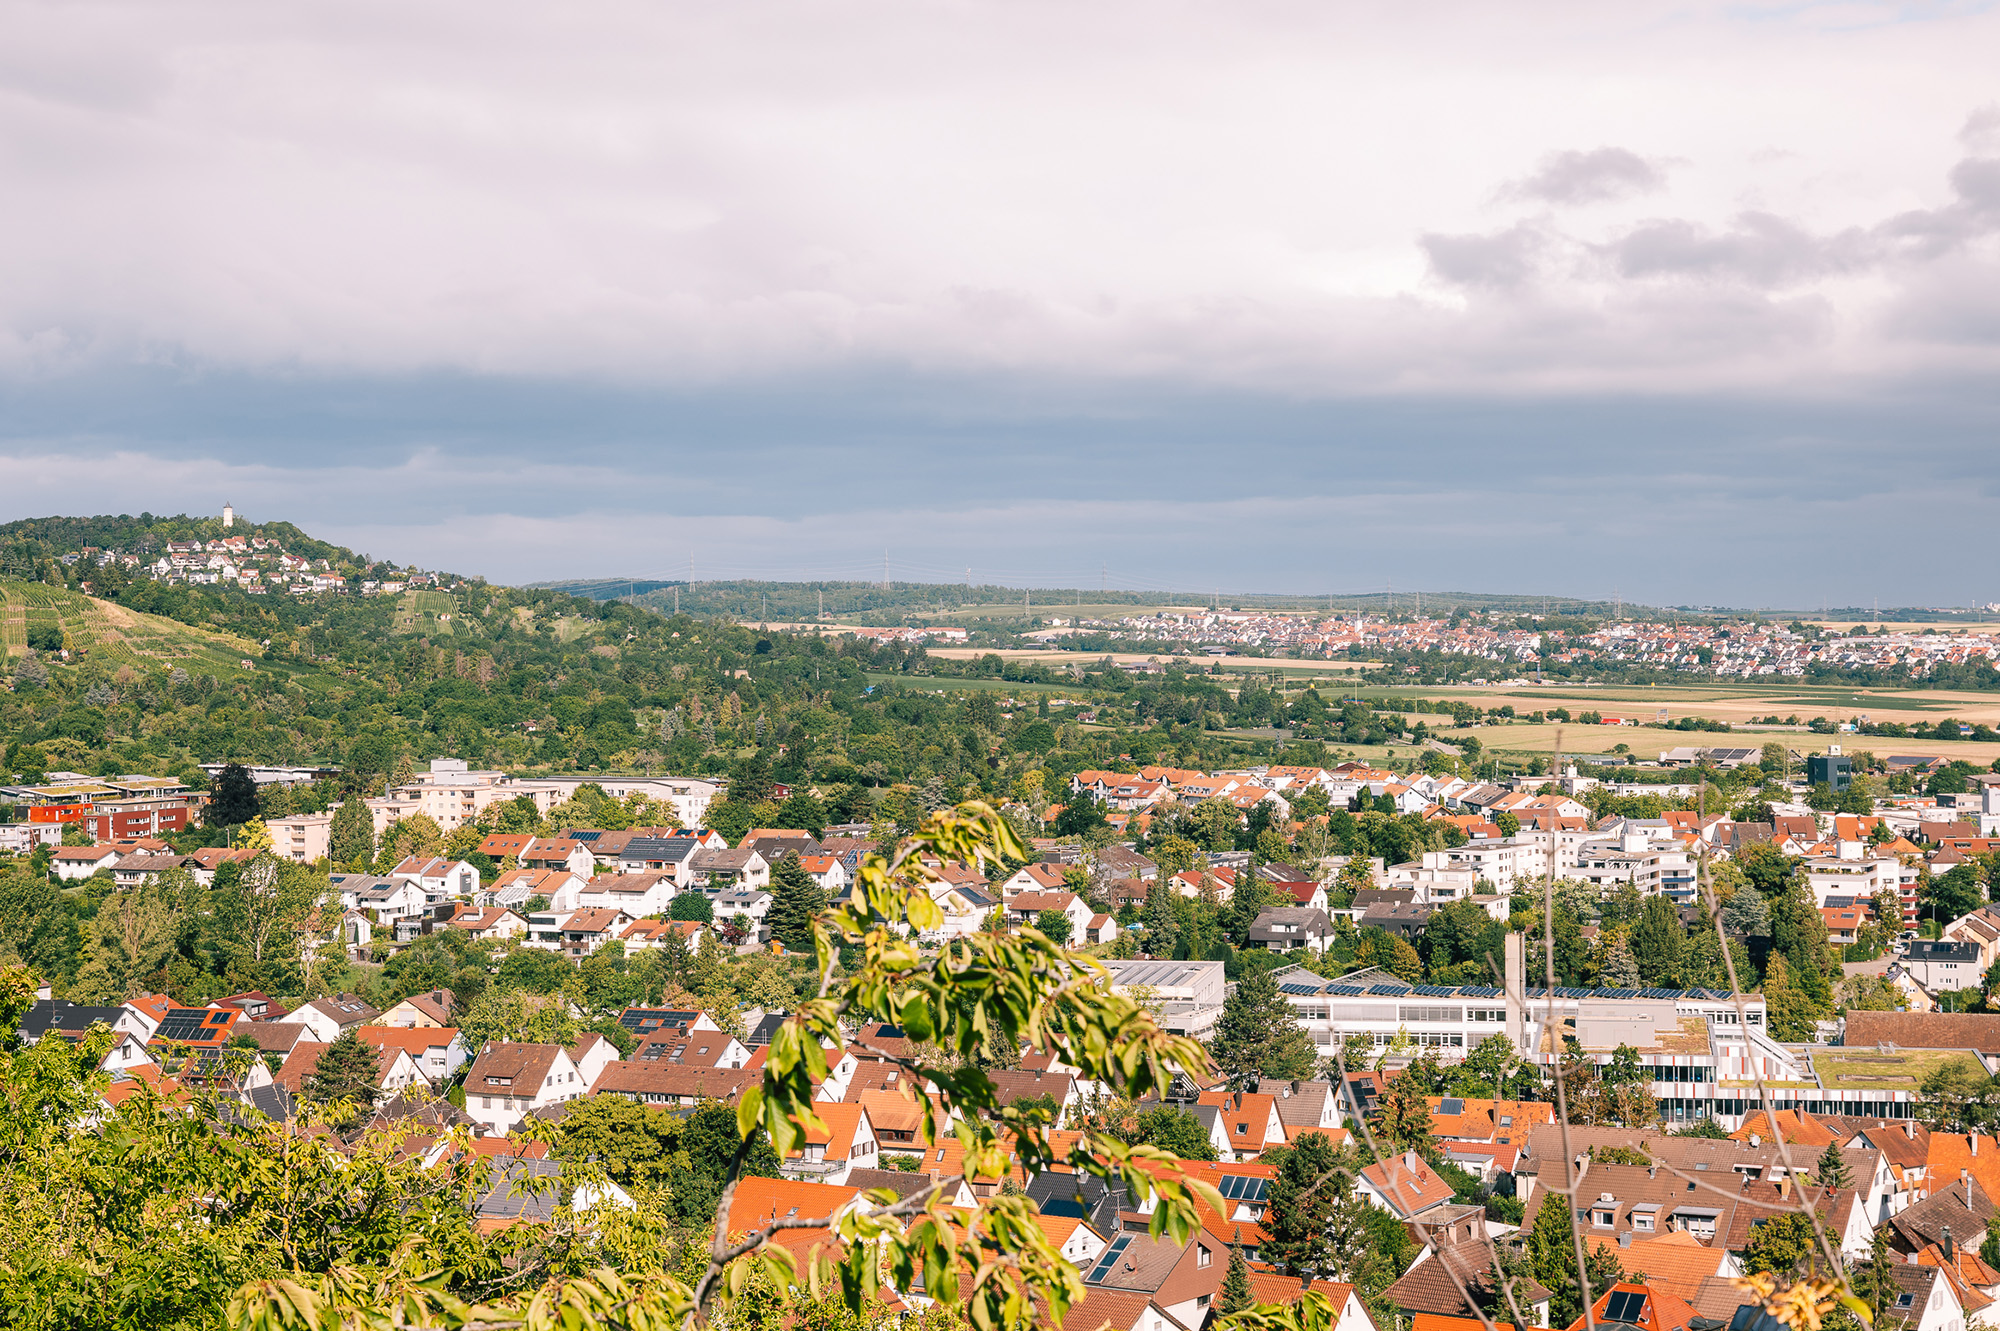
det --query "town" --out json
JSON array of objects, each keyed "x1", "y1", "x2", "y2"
[{"x1": 11, "y1": 679, "x2": 2000, "y2": 1331}]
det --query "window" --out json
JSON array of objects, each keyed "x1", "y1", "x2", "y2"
[
  {"x1": 1236, "y1": 1124, "x2": 1247, "y2": 1134},
  {"x1": 482, "y1": 1097, "x2": 491, "y2": 1109},
  {"x1": 1198, "y1": 1247, "x2": 1212, "y2": 1268}
]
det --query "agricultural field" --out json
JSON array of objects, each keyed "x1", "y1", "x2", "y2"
[
  {"x1": 0, "y1": 581, "x2": 265, "y2": 676},
  {"x1": 1345, "y1": 681, "x2": 2000, "y2": 766},
  {"x1": 392, "y1": 589, "x2": 465, "y2": 636}
]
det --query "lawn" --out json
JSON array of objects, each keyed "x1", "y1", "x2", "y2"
[{"x1": 1813, "y1": 1048, "x2": 1978, "y2": 1091}]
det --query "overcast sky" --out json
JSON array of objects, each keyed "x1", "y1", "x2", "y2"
[{"x1": 2, "y1": 0, "x2": 1997, "y2": 607}]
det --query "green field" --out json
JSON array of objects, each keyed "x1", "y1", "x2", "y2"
[
  {"x1": 392, "y1": 589, "x2": 465, "y2": 636},
  {"x1": 0, "y1": 581, "x2": 266, "y2": 675},
  {"x1": 1814, "y1": 1049, "x2": 1976, "y2": 1092}
]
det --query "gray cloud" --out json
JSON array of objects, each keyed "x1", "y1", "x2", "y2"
[
  {"x1": 1507, "y1": 147, "x2": 1670, "y2": 205},
  {"x1": 1608, "y1": 212, "x2": 1872, "y2": 287},
  {"x1": 1419, "y1": 223, "x2": 1546, "y2": 288}
]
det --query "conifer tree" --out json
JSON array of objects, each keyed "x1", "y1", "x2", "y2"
[
  {"x1": 764, "y1": 852, "x2": 826, "y2": 953},
  {"x1": 303, "y1": 1030, "x2": 382, "y2": 1120},
  {"x1": 1219, "y1": 1234, "x2": 1254, "y2": 1315},
  {"x1": 1812, "y1": 1140, "x2": 1855, "y2": 1192},
  {"x1": 1212, "y1": 965, "x2": 1316, "y2": 1083}
]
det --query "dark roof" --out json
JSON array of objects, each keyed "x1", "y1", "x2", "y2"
[
  {"x1": 1383, "y1": 1236, "x2": 1550, "y2": 1317},
  {"x1": 1026, "y1": 1169, "x2": 1131, "y2": 1233},
  {"x1": 20, "y1": 999, "x2": 127, "y2": 1041},
  {"x1": 617, "y1": 1007, "x2": 704, "y2": 1034},
  {"x1": 475, "y1": 1157, "x2": 563, "y2": 1222}
]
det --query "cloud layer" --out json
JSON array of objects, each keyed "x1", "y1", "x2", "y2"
[{"x1": 1, "y1": 1, "x2": 1998, "y2": 603}]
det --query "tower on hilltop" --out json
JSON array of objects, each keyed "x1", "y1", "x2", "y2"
[{"x1": 222, "y1": 503, "x2": 235, "y2": 529}]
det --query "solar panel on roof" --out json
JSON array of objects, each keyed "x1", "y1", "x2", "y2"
[
  {"x1": 155, "y1": 1010, "x2": 214, "y2": 1042},
  {"x1": 1327, "y1": 986, "x2": 1365, "y2": 996},
  {"x1": 1368, "y1": 985, "x2": 1410, "y2": 995},
  {"x1": 1279, "y1": 984, "x2": 1322, "y2": 995},
  {"x1": 569, "y1": 830, "x2": 602, "y2": 842},
  {"x1": 1599, "y1": 989, "x2": 1639, "y2": 999},
  {"x1": 1439, "y1": 1097, "x2": 1465, "y2": 1116},
  {"x1": 1086, "y1": 1234, "x2": 1134, "y2": 1284},
  {"x1": 1216, "y1": 1174, "x2": 1270, "y2": 1202},
  {"x1": 1604, "y1": 1291, "x2": 1648, "y2": 1323}
]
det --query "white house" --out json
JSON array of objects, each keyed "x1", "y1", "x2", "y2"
[
  {"x1": 463, "y1": 1041, "x2": 590, "y2": 1136},
  {"x1": 1005, "y1": 890, "x2": 1094, "y2": 942},
  {"x1": 389, "y1": 855, "x2": 482, "y2": 901},
  {"x1": 576, "y1": 871, "x2": 680, "y2": 918}
]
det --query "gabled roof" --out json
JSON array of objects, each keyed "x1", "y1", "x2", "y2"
[{"x1": 466, "y1": 1041, "x2": 569, "y2": 1092}]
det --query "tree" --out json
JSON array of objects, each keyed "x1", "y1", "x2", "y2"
[
  {"x1": 1494, "y1": 811, "x2": 1520, "y2": 838},
  {"x1": 1127, "y1": 1105, "x2": 1217, "y2": 1160},
  {"x1": 765, "y1": 852, "x2": 827, "y2": 953},
  {"x1": 1722, "y1": 887, "x2": 1772, "y2": 937},
  {"x1": 1761, "y1": 953, "x2": 1821, "y2": 1043},
  {"x1": 207, "y1": 763, "x2": 261, "y2": 829},
  {"x1": 302, "y1": 1030, "x2": 382, "y2": 1121},
  {"x1": 1629, "y1": 895, "x2": 1685, "y2": 987},
  {"x1": 1051, "y1": 794, "x2": 1108, "y2": 840},
  {"x1": 1811, "y1": 1141, "x2": 1854, "y2": 1192},
  {"x1": 1211, "y1": 966, "x2": 1316, "y2": 1083},
  {"x1": 459, "y1": 989, "x2": 580, "y2": 1051},
  {"x1": 329, "y1": 797, "x2": 374, "y2": 868},
  {"x1": 1034, "y1": 910, "x2": 1072, "y2": 946},
  {"x1": 1190, "y1": 798, "x2": 1242, "y2": 852},
  {"x1": 1742, "y1": 1213, "x2": 1818, "y2": 1278},
  {"x1": 669, "y1": 892, "x2": 715, "y2": 923},
  {"x1": 1141, "y1": 879, "x2": 1180, "y2": 954},
  {"x1": 1220, "y1": 1237, "x2": 1254, "y2": 1315},
  {"x1": 1369, "y1": 1067, "x2": 1437, "y2": 1160},
  {"x1": 1262, "y1": 1134, "x2": 1340, "y2": 1276},
  {"x1": 1528, "y1": 1188, "x2": 1596, "y2": 1328},
  {"x1": 69, "y1": 880, "x2": 185, "y2": 1002}
]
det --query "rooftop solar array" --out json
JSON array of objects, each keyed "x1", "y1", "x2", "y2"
[
  {"x1": 1216, "y1": 1174, "x2": 1269, "y2": 1202},
  {"x1": 155, "y1": 1009, "x2": 229, "y2": 1043},
  {"x1": 1604, "y1": 1291, "x2": 1648, "y2": 1323},
  {"x1": 1269, "y1": 977, "x2": 1746, "y2": 1003}
]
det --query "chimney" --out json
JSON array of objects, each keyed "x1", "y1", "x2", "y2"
[
  {"x1": 1619, "y1": 1232, "x2": 1633, "y2": 1248},
  {"x1": 1973, "y1": 1135, "x2": 1980, "y2": 1157},
  {"x1": 1750, "y1": 1134, "x2": 1761, "y2": 1147},
  {"x1": 1777, "y1": 1175, "x2": 1791, "y2": 1200},
  {"x1": 1907, "y1": 1121, "x2": 1917, "y2": 1140}
]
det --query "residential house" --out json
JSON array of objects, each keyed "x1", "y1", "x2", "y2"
[
  {"x1": 330, "y1": 873, "x2": 429, "y2": 923},
  {"x1": 519, "y1": 838, "x2": 597, "y2": 877},
  {"x1": 292, "y1": 994, "x2": 382, "y2": 1044},
  {"x1": 999, "y1": 862, "x2": 1071, "y2": 900},
  {"x1": 274, "y1": 1038, "x2": 424, "y2": 1101},
  {"x1": 1006, "y1": 890, "x2": 1095, "y2": 941},
  {"x1": 1076, "y1": 1220, "x2": 1227, "y2": 1330},
  {"x1": 49, "y1": 844, "x2": 121, "y2": 881},
  {"x1": 187, "y1": 846, "x2": 260, "y2": 883},
  {"x1": 463, "y1": 1041, "x2": 590, "y2": 1135},
  {"x1": 443, "y1": 904, "x2": 529, "y2": 941},
  {"x1": 780, "y1": 1102, "x2": 880, "y2": 1186},
  {"x1": 1197, "y1": 1090, "x2": 1287, "y2": 1160},
  {"x1": 545, "y1": 907, "x2": 636, "y2": 957},
  {"x1": 576, "y1": 870, "x2": 680, "y2": 918},
  {"x1": 1356, "y1": 1149, "x2": 1458, "y2": 1220},
  {"x1": 390, "y1": 856, "x2": 482, "y2": 902},
  {"x1": 113, "y1": 852, "x2": 200, "y2": 889},
  {"x1": 619, "y1": 918, "x2": 707, "y2": 951},
  {"x1": 713, "y1": 887, "x2": 774, "y2": 940},
  {"x1": 1247, "y1": 907, "x2": 1336, "y2": 952},
  {"x1": 690, "y1": 847, "x2": 770, "y2": 892},
  {"x1": 797, "y1": 853, "x2": 848, "y2": 895},
  {"x1": 377, "y1": 989, "x2": 456, "y2": 1029},
  {"x1": 612, "y1": 836, "x2": 703, "y2": 884},
  {"x1": 1384, "y1": 1206, "x2": 1552, "y2": 1325},
  {"x1": 486, "y1": 868, "x2": 586, "y2": 911},
  {"x1": 358, "y1": 1025, "x2": 466, "y2": 1084},
  {"x1": 590, "y1": 1062, "x2": 756, "y2": 1107}
]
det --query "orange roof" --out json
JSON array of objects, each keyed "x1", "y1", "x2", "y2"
[
  {"x1": 1563, "y1": 1283, "x2": 1702, "y2": 1331},
  {"x1": 725, "y1": 1176, "x2": 862, "y2": 1256},
  {"x1": 1731, "y1": 1109, "x2": 1842, "y2": 1147},
  {"x1": 1579, "y1": 1232, "x2": 1728, "y2": 1303},
  {"x1": 357, "y1": 1025, "x2": 459, "y2": 1058},
  {"x1": 787, "y1": 1101, "x2": 870, "y2": 1162},
  {"x1": 1417, "y1": 1316, "x2": 1553, "y2": 1331}
]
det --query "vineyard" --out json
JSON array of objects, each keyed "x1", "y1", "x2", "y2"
[{"x1": 0, "y1": 581, "x2": 265, "y2": 675}]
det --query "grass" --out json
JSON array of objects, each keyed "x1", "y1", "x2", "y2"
[
  {"x1": 1812, "y1": 1048, "x2": 1979, "y2": 1091},
  {"x1": 0, "y1": 581, "x2": 265, "y2": 676}
]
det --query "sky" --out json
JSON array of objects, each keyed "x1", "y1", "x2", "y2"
[{"x1": 1, "y1": 0, "x2": 1998, "y2": 607}]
